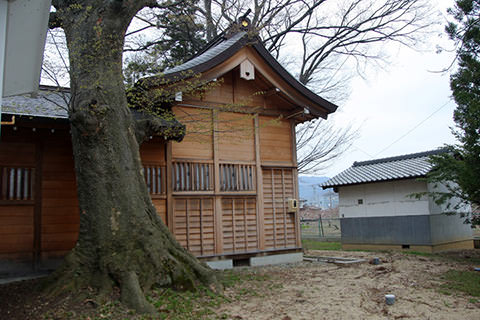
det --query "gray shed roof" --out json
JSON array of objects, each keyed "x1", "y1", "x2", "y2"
[
  {"x1": 2, "y1": 86, "x2": 69, "y2": 119},
  {"x1": 321, "y1": 149, "x2": 447, "y2": 189}
]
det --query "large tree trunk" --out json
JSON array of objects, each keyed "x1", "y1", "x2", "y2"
[{"x1": 47, "y1": 1, "x2": 217, "y2": 313}]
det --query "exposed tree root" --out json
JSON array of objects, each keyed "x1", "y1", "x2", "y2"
[{"x1": 42, "y1": 207, "x2": 219, "y2": 314}]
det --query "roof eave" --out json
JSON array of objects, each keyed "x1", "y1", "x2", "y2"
[
  {"x1": 251, "y1": 41, "x2": 338, "y2": 116},
  {"x1": 138, "y1": 34, "x2": 250, "y2": 88},
  {"x1": 137, "y1": 33, "x2": 339, "y2": 120},
  {"x1": 321, "y1": 174, "x2": 427, "y2": 190}
]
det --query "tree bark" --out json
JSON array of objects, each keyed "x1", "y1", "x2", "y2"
[{"x1": 47, "y1": 1, "x2": 217, "y2": 313}]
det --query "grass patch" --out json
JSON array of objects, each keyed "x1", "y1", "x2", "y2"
[
  {"x1": 145, "y1": 286, "x2": 224, "y2": 320},
  {"x1": 402, "y1": 251, "x2": 435, "y2": 258},
  {"x1": 143, "y1": 270, "x2": 273, "y2": 319},
  {"x1": 302, "y1": 239, "x2": 341, "y2": 250},
  {"x1": 439, "y1": 270, "x2": 480, "y2": 297}
]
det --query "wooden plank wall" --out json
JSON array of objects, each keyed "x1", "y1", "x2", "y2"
[
  {"x1": 218, "y1": 112, "x2": 255, "y2": 162},
  {"x1": 172, "y1": 106, "x2": 213, "y2": 159},
  {"x1": 0, "y1": 64, "x2": 303, "y2": 265},
  {"x1": 221, "y1": 197, "x2": 257, "y2": 254},
  {"x1": 140, "y1": 139, "x2": 167, "y2": 225},
  {"x1": 41, "y1": 139, "x2": 79, "y2": 260},
  {"x1": 173, "y1": 197, "x2": 215, "y2": 256},
  {"x1": 169, "y1": 69, "x2": 301, "y2": 257},
  {"x1": 0, "y1": 142, "x2": 36, "y2": 261},
  {"x1": 262, "y1": 168, "x2": 297, "y2": 249},
  {"x1": 259, "y1": 116, "x2": 293, "y2": 164},
  {"x1": 0, "y1": 131, "x2": 169, "y2": 267}
]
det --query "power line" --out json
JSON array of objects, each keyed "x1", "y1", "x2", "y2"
[
  {"x1": 373, "y1": 99, "x2": 453, "y2": 158},
  {"x1": 353, "y1": 146, "x2": 374, "y2": 158}
]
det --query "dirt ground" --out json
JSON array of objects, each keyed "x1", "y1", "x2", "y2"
[
  {"x1": 0, "y1": 249, "x2": 479, "y2": 319},
  {"x1": 217, "y1": 250, "x2": 480, "y2": 320}
]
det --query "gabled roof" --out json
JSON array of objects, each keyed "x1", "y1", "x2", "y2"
[
  {"x1": 138, "y1": 23, "x2": 338, "y2": 119},
  {"x1": 321, "y1": 149, "x2": 447, "y2": 189}
]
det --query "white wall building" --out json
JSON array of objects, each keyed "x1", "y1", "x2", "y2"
[{"x1": 322, "y1": 149, "x2": 473, "y2": 252}]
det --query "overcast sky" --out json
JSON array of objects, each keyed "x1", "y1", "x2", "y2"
[
  {"x1": 319, "y1": 0, "x2": 458, "y2": 178},
  {"x1": 40, "y1": 0, "x2": 458, "y2": 180}
]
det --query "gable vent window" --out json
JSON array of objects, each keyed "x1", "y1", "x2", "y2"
[
  {"x1": 357, "y1": 199, "x2": 363, "y2": 205},
  {"x1": 0, "y1": 167, "x2": 35, "y2": 201}
]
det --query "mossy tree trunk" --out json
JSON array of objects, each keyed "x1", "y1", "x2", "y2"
[{"x1": 48, "y1": 1, "x2": 217, "y2": 313}]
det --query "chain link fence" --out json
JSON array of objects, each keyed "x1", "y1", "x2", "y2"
[{"x1": 301, "y1": 218, "x2": 341, "y2": 240}]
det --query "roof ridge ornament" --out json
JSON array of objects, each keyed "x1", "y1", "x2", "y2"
[
  {"x1": 225, "y1": 9, "x2": 253, "y2": 38},
  {"x1": 239, "y1": 9, "x2": 252, "y2": 30}
]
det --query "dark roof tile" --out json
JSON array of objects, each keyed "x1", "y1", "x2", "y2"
[
  {"x1": 321, "y1": 149, "x2": 447, "y2": 189},
  {"x1": 2, "y1": 87, "x2": 69, "y2": 119}
]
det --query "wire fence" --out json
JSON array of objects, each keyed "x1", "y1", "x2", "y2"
[{"x1": 301, "y1": 218, "x2": 341, "y2": 240}]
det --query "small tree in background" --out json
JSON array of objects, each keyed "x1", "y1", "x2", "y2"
[{"x1": 426, "y1": 0, "x2": 480, "y2": 224}]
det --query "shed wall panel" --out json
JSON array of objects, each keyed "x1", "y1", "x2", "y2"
[{"x1": 338, "y1": 180, "x2": 429, "y2": 218}]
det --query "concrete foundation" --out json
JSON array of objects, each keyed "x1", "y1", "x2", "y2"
[
  {"x1": 250, "y1": 252, "x2": 303, "y2": 267},
  {"x1": 0, "y1": 260, "x2": 33, "y2": 278},
  {"x1": 342, "y1": 239, "x2": 474, "y2": 253},
  {"x1": 205, "y1": 259, "x2": 233, "y2": 270}
]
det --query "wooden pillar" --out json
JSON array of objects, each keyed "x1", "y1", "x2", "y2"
[
  {"x1": 271, "y1": 168, "x2": 276, "y2": 248},
  {"x1": 213, "y1": 110, "x2": 223, "y2": 254},
  {"x1": 199, "y1": 199, "x2": 204, "y2": 255},
  {"x1": 166, "y1": 141, "x2": 174, "y2": 233},
  {"x1": 33, "y1": 141, "x2": 43, "y2": 270},
  {"x1": 282, "y1": 168, "x2": 287, "y2": 247},
  {"x1": 254, "y1": 114, "x2": 265, "y2": 250},
  {"x1": 291, "y1": 120, "x2": 301, "y2": 248}
]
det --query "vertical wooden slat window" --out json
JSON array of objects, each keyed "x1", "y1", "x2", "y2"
[
  {"x1": 142, "y1": 165, "x2": 166, "y2": 195},
  {"x1": 0, "y1": 167, "x2": 35, "y2": 201},
  {"x1": 219, "y1": 163, "x2": 255, "y2": 192},
  {"x1": 172, "y1": 161, "x2": 213, "y2": 192}
]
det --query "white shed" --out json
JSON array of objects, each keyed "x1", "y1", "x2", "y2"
[{"x1": 321, "y1": 149, "x2": 473, "y2": 252}]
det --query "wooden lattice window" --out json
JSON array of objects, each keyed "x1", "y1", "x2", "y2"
[
  {"x1": 0, "y1": 167, "x2": 35, "y2": 201},
  {"x1": 142, "y1": 165, "x2": 166, "y2": 195},
  {"x1": 220, "y1": 164, "x2": 255, "y2": 191},
  {"x1": 173, "y1": 162, "x2": 213, "y2": 192}
]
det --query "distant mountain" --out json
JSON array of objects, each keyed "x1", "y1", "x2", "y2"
[{"x1": 298, "y1": 175, "x2": 336, "y2": 207}]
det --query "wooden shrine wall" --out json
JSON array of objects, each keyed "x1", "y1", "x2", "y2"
[
  {"x1": 168, "y1": 67, "x2": 301, "y2": 257},
  {"x1": 0, "y1": 141, "x2": 36, "y2": 262},
  {"x1": 0, "y1": 66, "x2": 302, "y2": 269}
]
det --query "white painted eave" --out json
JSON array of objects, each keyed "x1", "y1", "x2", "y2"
[{"x1": 1, "y1": 0, "x2": 51, "y2": 98}]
